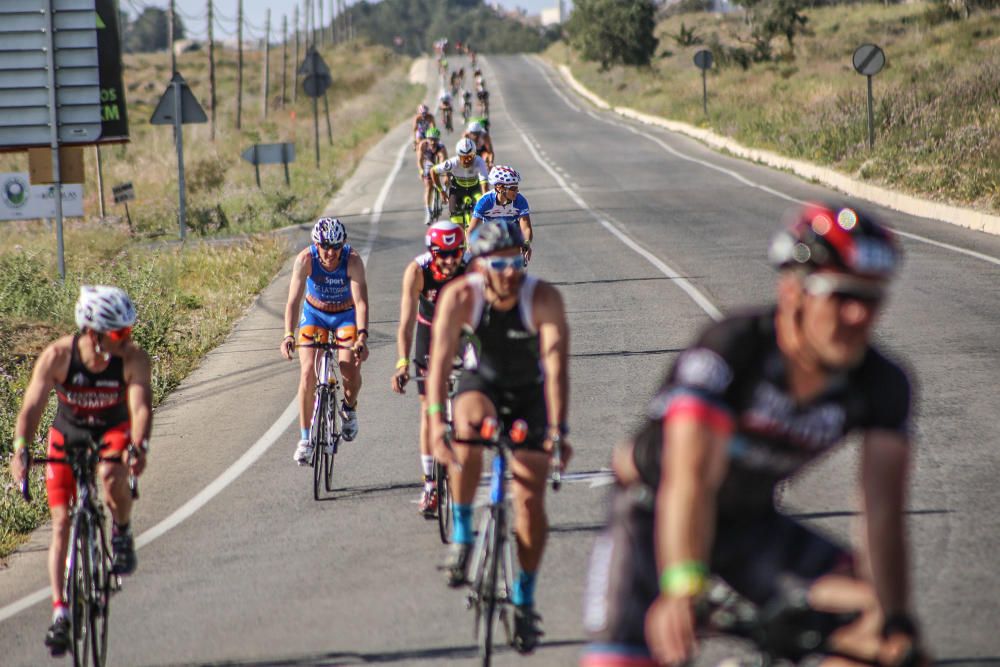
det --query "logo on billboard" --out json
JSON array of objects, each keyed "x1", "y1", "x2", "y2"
[{"x1": 2, "y1": 176, "x2": 29, "y2": 208}]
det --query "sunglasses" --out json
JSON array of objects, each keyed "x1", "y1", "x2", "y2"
[
  {"x1": 503, "y1": 185, "x2": 519, "y2": 192},
  {"x1": 802, "y1": 273, "x2": 885, "y2": 305},
  {"x1": 485, "y1": 255, "x2": 526, "y2": 272},
  {"x1": 318, "y1": 243, "x2": 344, "y2": 251},
  {"x1": 433, "y1": 248, "x2": 463, "y2": 259},
  {"x1": 106, "y1": 326, "x2": 132, "y2": 342}
]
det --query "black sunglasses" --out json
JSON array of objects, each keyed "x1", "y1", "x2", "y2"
[{"x1": 319, "y1": 243, "x2": 344, "y2": 251}]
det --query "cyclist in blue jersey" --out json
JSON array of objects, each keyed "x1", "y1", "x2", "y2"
[
  {"x1": 469, "y1": 165, "x2": 533, "y2": 261},
  {"x1": 281, "y1": 218, "x2": 370, "y2": 464}
]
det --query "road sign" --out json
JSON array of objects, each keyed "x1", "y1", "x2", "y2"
[
  {"x1": 297, "y1": 48, "x2": 331, "y2": 77},
  {"x1": 150, "y1": 73, "x2": 207, "y2": 125},
  {"x1": 95, "y1": 0, "x2": 128, "y2": 141},
  {"x1": 0, "y1": 172, "x2": 83, "y2": 220},
  {"x1": 693, "y1": 49, "x2": 713, "y2": 70},
  {"x1": 303, "y1": 74, "x2": 332, "y2": 98},
  {"x1": 852, "y1": 44, "x2": 885, "y2": 76},
  {"x1": 112, "y1": 181, "x2": 134, "y2": 204},
  {"x1": 0, "y1": 0, "x2": 103, "y2": 148},
  {"x1": 241, "y1": 143, "x2": 295, "y2": 187}
]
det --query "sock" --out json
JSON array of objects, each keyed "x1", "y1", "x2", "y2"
[
  {"x1": 113, "y1": 521, "x2": 130, "y2": 535},
  {"x1": 512, "y1": 570, "x2": 537, "y2": 607},
  {"x1": 52, "y1": 602, "x2": 68, "y2": 622},
  {"x1": 452, "y1": 504, "x2": 474, "y2": 544},
  {"x1": 421, "y1": 455, "x2": 435, "y2": 479},
  {"x1": 300, "y1": 427, "x2": 309, "y2": 441}
]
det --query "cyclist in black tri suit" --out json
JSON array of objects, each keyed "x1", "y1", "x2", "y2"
[
  {"x1": 10, "y1": 286, "x2": 152, "y2": 656},
  {"x1": 582, "y1": 201, "x2": 928, "y2": 667},
  {"x1": 427, "y1": 220, "x2": 572, "y2": 654},
  {"x1": 392, "y1": 222, "x2": 468, "y2": 516}
]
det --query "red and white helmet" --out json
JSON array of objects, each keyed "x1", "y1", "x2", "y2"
[
  {"x1": 425, "y1": 221, "x2": 464, "y2": 253},
  {"x1": 488, "y1": 165, "x2": 520, "y2": 187}
]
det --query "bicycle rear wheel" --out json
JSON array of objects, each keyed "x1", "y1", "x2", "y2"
[
  {"x1": 436, "y1": 461, "x2": 451, "y2": 544},
  {"x1": 68, "y1": 513, "x2": 92, "y2": 667},
  {"x1": 323, "y1": 388, "x2": 340, "y2": 492},
  {"x1": 478, "y1": 506, "x2": 503, "y2": 666},
  {"x1": 311, "y1": 388, "x2": 328, "y2": 501},
  {"x1": 89, "y1": 520, "x2": 111, "y2": 666}
]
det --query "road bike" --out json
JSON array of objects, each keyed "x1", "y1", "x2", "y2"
[
  {"x1": 434, "y1": 358, "x2": 466, "y2": 544},
  {"x1": 441, "y1": 105, "x2": 454, "y2": 133},
  {"x1": 462, "y1": 97, "x2": 473, "y2": 124},
  {"x1": 450, "y1": 417, "x2": 563, "y2": 666},
  {"x1": 430, "y1": 185, "x2": 443, "y2": 224},
  {"x1": 20, "y1": 438, "x2": 138, "y2": 667},
  {"x1": 299, "y1": 339, "x2": 350, "y2": 500}
]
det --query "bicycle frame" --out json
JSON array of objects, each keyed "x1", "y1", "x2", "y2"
[{"x1": 301, "y1": 340, "x2": 348, "y2": 499}]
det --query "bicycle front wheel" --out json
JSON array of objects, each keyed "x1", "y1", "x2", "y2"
[
  {"x1": 478, "y1": 506, "x2": 503, "y2": 666},
  {"x1": 89, "y1": 520, "x2": 111, "y2": 666},
  {"x1": 436, "y1": 461, "x2": 452, "y2": 544},
  {"x1": 311, "y1": 388, "x2": 328, "y2": 501},
  {"x1": 323, "y1": 388, "x2": 340, "y2": 492},
  {"x1": 68, "y1": 512, "x2": 92, "y2": 667}
]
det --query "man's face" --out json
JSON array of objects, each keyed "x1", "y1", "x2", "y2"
[
  {"x1": 459, "y1": 154, "x2": 474, "y2": 168},
  {"x1": 316, "y1": 243, "x2": 343, "y2": 266},
  {"x1": 796, "y1": 271, "x2": 886, "y2": 369},
  {"x1": 496, "y1": 184, "x2": 517, "y2": 202},
  {"x1": 478, "y1": 247, "x2": 525, "y2": 297},
  {"x1": 432, "y1": 248, "x2": 462, "y2": 277},
  {"x1": 90, "y1": 326, "x2": 131, "y2": 356}
]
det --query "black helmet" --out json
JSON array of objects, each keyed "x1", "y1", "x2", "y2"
[
  {"x1": 768, "y1": 201, "x2": 900, "y2": 279},
  {"x1": 468, "y1": 220, "x2": 524, "y2": 258}
]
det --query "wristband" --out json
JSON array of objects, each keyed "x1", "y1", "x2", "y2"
[
  {"x1": 284, "y1": 331, "x2": 294, "y2": 340},
  {"x1": 136, "y1": 438, "x2": 150, "y2": 454},
  {"x1": 357, "y1": 328, "x2": 368, "y2": 338},
  {"x1": 14, "y1": 435, "x2": 26, "y2": 450},
  {"x1": 881, "y1": 612, "x2": 918, "y2": 639},
  {"x1": 396, "y1": 357, "x2": 410, "y2": 370},
  {"x1": 660, "y1": 561, "x2": 707, "y2": 597},
  {"x1": 426, "y1": 403, "x2": 445, "y2": 417}
]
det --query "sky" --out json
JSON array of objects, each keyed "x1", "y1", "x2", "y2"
[{"x1": 152, "y1": 1, "x2": 567, "y2": 42}]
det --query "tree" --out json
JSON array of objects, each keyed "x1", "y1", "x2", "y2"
[
  {"x1": 124, "y1": 8, "x2": 185, "y2": 54},
  {"x1": 566, "y1": 0, "x2": 658, "y2": 69}
]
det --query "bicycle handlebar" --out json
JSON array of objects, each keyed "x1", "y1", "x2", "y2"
[
  {"x1": 19, "y1": 445, "x2": 140, "y2": 503},
  {"x1": 447, "y1": 419, "x2": 564, "y2": 492}
]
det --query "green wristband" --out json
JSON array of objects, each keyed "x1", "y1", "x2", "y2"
[
  {"x1": 426, "y1": 403, "x2": 445, "y2": 416},
  {"x1": 14, "y1": 435, "x2": 27, "y2": 450},
  {"x1": 660, "y1": 561, "x2": 707, "y2": 597}
]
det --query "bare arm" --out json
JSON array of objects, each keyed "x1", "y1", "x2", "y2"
[
  {"x1": 534, "y1": 283, "x2": 569, "y2": 432},
  {"x1": 396, "y1": 263, "x2": 422, "y2": 363},
  {"x1": 861, "y1": 429, "x2": 912, "y2": 616},
  {"x1": 426, "y1": 281, "x2": 469, "y2": 411},
  {"x1": 349, "y1": 251, "x2": 370, "y2": 347},
  {"x1": 519, "y1": 214, "x2": 533, "y2": 245},
  {"x1": 124, "y1": 347, "x2": 153, "y2": 445},
  {"x1": 14, "y1": 344, "x2": 63, "y2": 447},
  {"x1": 284, "y1": 250, "x2": 311, "y2": 336}
]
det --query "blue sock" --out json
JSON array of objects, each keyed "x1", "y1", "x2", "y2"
[
  {"x1": 300, "y1": 427, "x2": 309, "y2": 441},
  {"x1": 512, "y1": 570, "x2": 537, "y2": 607},
  {"x1": 452, "y1": 504, "x2": 474, "y2": 544}
]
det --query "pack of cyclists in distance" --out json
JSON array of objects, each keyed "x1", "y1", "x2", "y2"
[{"x1": 8, "y1": 39, "x2": 929, "y2": 667}]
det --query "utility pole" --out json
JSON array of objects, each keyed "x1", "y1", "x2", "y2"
[
  {"x1": 328, "y1": 0, "x2": 335, "y2": 44},
  {"x1": 236, "y1": 0, "x2": 243, "y2": 129},
  {"x1": 281, "y1": 14, "x2": 287, "y2": 108},
  {"x1": 337, "y1": 0, "x2": 345, "y2": 43},
  {"x1": 318, "y1": 0, "x2": 324, "y2": 47},
  {"x1": 346, "y1": 0, "x2": 353, "y2": 41},
  {"x1": 305, "y1": 0, "x2": 312, "y2": 46},
  {"x1": 262, "y1": 9, "x2": 270, "y2": 119},
  {"x1": 293, "y1": 4, "x2": 300, "y2": 104},
  {"x1": 208, "y1": 0, "x2": 217, "y2": 139},
  {"x1": 168, "y1": 0, "x2": 176, "y2": 73}
]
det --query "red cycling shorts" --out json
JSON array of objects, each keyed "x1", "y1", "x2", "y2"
[{"x1": 46, "y1": 422, "x2": 130, "y2": 509}]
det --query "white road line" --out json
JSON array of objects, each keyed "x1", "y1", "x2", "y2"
[
  {"x1": 0, "y1": 136, "x2": 414, "y2": 626},
  {"x1": 526, "y1": 55, "x2": 1000, "y2": 267}
]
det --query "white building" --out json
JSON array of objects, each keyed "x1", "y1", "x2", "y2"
[{"x1": 540, "y1": 1, "x2": 565, "y2": 26}]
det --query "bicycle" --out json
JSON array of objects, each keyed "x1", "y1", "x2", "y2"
[
  {"x1": 462, "y1": 97, "x2": 473, "y2": 124},
  {"x1": 298, "y1": 338, "x2": 351, "y2": 500},
  {"x1": 433, "y1": 358, "x2": 466, "y2": 544},
  {"x1": 19, "y1": 438, "x2": 139, "y2": 667},
  {"x1": 442, "y1": 105, "x2": 454, "y2": 133},
  {"x1": 449, "y1": 417, "x2": 563, "y2": 666}
]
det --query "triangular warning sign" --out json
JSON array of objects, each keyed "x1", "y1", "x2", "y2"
[{"x1": 150, "y1": 74, "x2": 208, "y2": 125}]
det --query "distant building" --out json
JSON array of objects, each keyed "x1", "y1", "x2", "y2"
[{"x1": 541, "y1": 1, "x2": 565, "y2": 26}]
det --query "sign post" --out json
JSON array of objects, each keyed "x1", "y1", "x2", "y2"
[
  {"x1": 298, "y1": 47, "x2": 332, "y2": 167},
  {"x1": 693, "y1": 49, "x2": 713, "y2": 117},
  {"x1": 241, "y1": 143, "x2": 296, "y2": 188},
  {"x1": 150, "y1": 72, "x2": 207, "y2": 240},
  {"x1": 852, "y1": 44, "x2": 885, "y2": 151},
  {"x1": 112, "y1": 181, "x2": 135, "y2": 231}
]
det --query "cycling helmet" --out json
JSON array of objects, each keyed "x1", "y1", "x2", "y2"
[
  {"x1": 456, "y1": 138, "x2": 476, "y2": 157},
  {"x1": 768, "y1": 201, "x2": 900, "y2": 279},
  {"x1": 75, "y1": 285, "x2": 137, "y2": 333},
  {"x1": 425, "y1": 221, "x2": 465, "y2": 253},
  {"x1": 467, "y1": 120, "x2": 484, "y2": 135},
  {"x1": 426, "y1": 127, "x2": 441, "y2": 140},
  {"x1": 489, "y1": 165, "x2": 521, "y2": 187},
  {"x1": 311, "y1": 217, "x2": 347, "y2": 247},
  {"x1": 439, "y1": 90, "x2": 452, "y2": 102},
  {"x1": 417, "y1": 103, "x2": 429, "y2": 114},
  {"x1": 468, "y1": 219, "x2": 524, "y2": 258}
]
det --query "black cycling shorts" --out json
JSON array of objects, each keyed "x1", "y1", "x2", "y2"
[
  {"x1": 412, "y1": 323, "x2": 431, "y2": 396},
  {"x1": 448, "y1": 184, "x2": 481, "y2": 217},
  {"x1": 583, "y1": 486, "x2": 854, "y2": 652},
  {"x1": 453, "y1": 372, "x2": 547, "y2": 452}
]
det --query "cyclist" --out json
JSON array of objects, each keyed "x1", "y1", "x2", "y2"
[
  {"x1": 412, "y1": 103, "x2": 437, "y2": 150},
  {"x1": 461, "y1": 89, "x2": 474, "y2": 124},
  {"x1": 429, "y1": 138, "x2": 489, "y2": 229},
  {"x1": 438, "y1": 89, "x2": 454, "y2": 133},
  {"x1": 470, "y1": 165, "x2": 533, "y2": 261},
  {"x1": 581, "y1": 201, "x2": 928, "y2": 667},
  {"x1": 391, "y1": 222, "x2": 468, "y2": 516},
  {"x1": 416, "y1": 127, "x2": 448, "y2": 225},
  {"x1": 280, "y1": 217, "x2": 370, "y2": 464},
  {"x1": 463, "y1": 119, "x2": 494, "y2": 170},
  {"x1": 474, "y1": 71, "x2": 490, "y2": 116},
  {"x1": 427, "y1": 220, "x2": 572, "y2": 654},
  {"x1": 10, "y1": 285, "x2": 152, "y2": 656}
]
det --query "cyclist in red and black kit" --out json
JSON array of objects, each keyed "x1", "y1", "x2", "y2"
[
  {"x1": 391, "y1": 221, "x2": 468, "y2": 515},
  {"x1": 582, "y1": 201, "x2": 928, "y2": 667},
  {"x1": 10, "y1": 285, "x2": 152, "y2": 657}
]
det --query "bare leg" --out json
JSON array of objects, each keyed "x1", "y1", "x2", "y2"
[
  {"x1": 48, "y1": 505, "x2": 71, "y2": 606},
  {"x1": 297, "y1": 345, "x2": 317, "y2": 431},
  {"x1": 510, "y1": 450, "x2": 550, "y2": 573}
]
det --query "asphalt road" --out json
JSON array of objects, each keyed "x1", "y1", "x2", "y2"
[{"x1": 1, "y1": 53, "x2": 998, "y2": 666}]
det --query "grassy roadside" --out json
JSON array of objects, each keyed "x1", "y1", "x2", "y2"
[
  {"x1": 547, "y1": 3, "x2": 1000, "y2": 213},
  {"x1": 0, "y1": 41, "x2": 423, "y2": 560}
]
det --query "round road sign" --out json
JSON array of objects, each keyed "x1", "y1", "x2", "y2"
[
  {"x1": 852, "y1": 44, "x2": 885, "y2": 76},
  {"x1": 303, "y1": 73, "x2": 332, "y2": 98},
  {"x1": 693, "y1": 49, "x2": 713, "y2": 71}
]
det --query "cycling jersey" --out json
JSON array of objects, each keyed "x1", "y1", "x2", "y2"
[
  {"x1": 54, "y1": 334, "x2": 128, "y2": 430},
  {"x1": 305, "y1": 244, "x2": 354, "y2": 312},
  {"x1": 416, "y1": 251, "x2": 468, "y2": 327},
  {"x1": 418, "y1": 140, "x2": 443, "y2": 174},
  {"x1": 631, "y1": 307, "x2": 911, "y2": 515},
  {"x1": 415, "y1": 114, "x2": 433, "y2": 135},
  {"x1": 434, "y1": 156, "x2": 488, "y2": 189},
  {"x1": 472, "y1": 191, "x2": 530, "y2": 226}
]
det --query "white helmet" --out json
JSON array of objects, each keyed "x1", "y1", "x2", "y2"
[
  {"x1": 439, "y1": 90, "x2": 452, "y2": 102},
  {"x1": 488, "y1": 165, "x2": 521, "y2": 187},
  {"x1": 311, "y1": 217, "x2": 346, "y2": 246},
  {"x1": 75, "y1": 285, "x2": 137, "y2": 333},
  {"x1": 455, "y1": 138, "x2": 476, "y2": 157},
  {"x1": 467, "y1": 120, "x2": 484, "y2": 134}
]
